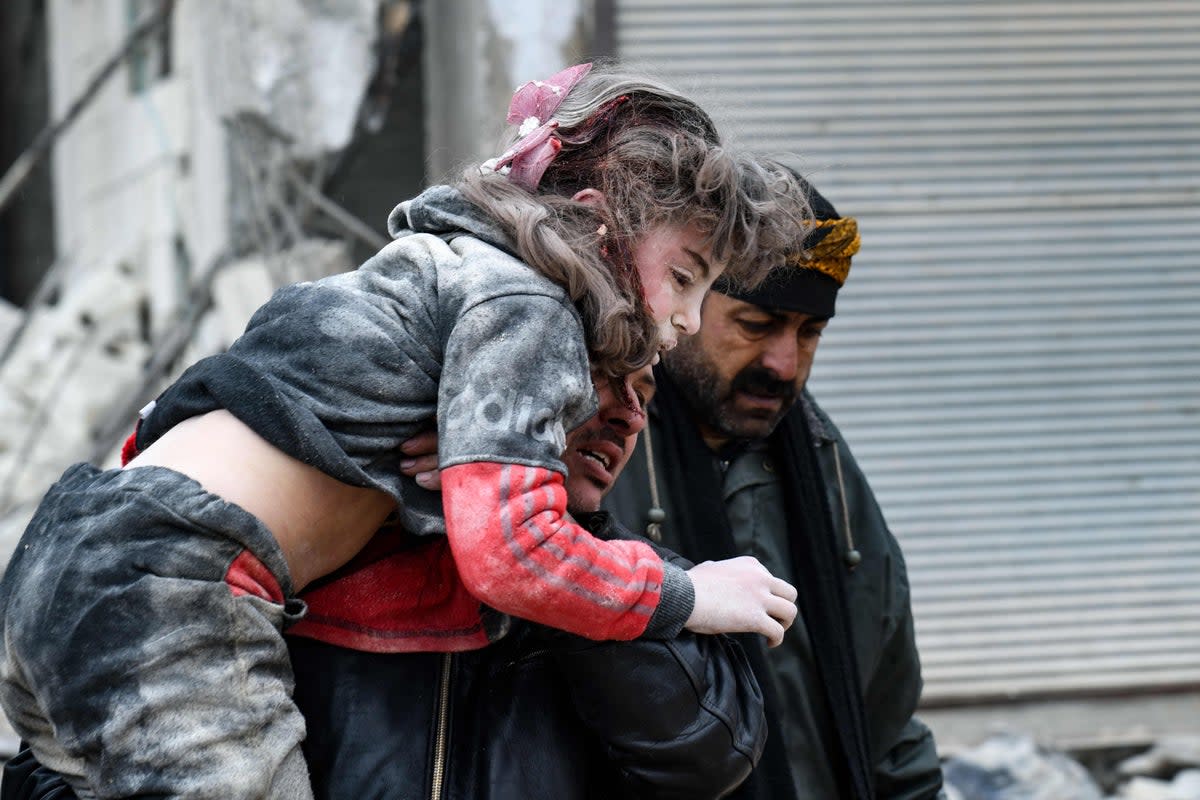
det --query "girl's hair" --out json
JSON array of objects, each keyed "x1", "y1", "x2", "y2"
[{"x1": 458, "y1": 64, "x2": 808, "y2": 376}]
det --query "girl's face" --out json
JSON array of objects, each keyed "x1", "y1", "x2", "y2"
[{"x1": 633, "y1": 221, "x2": 727, "y2": 352}]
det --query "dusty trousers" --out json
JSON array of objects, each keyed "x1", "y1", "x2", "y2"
[{"x1": 0, "y1": 463, "x2": 312, "y2": 800}]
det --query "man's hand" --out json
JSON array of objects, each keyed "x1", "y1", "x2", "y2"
[
  {"x1": 399, "y1": 430, "x2": 441, "y2": 490},
  {"x1": 684, "y1": 556, "x2": 798, "y2": 647}
]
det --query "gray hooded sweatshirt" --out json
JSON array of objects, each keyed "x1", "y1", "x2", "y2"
[{"x1": 136, "y1": 185, "x2": 693, "y2": 641}]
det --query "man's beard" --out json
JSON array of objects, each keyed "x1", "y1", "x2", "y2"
[{"x1": 664, "y1": 341, "x2": 797, "y2": 443}]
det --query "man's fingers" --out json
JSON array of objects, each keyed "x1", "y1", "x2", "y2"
[
  {"x1": 399, "y1": 454, "x2": 439, "y2": 476},
  {"x1": 400, "y1": 430, "x2": 442, "y2": 489},
  {"x1": 416, "y1": 470, "x2": 442, "y2": 491},
  {"x1": 400, "y1": 429, "x2": 438, "y2": 457}
]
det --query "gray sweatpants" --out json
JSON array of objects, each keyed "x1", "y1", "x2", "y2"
[{"x1": 0, "y1": 463, "x2": 313, "y2": 800}]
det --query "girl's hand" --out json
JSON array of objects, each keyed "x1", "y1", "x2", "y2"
[{"x1": 684, "y1": 556, "x2": 798, "y2": 647}]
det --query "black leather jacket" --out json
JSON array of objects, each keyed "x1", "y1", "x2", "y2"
[
  {"x1": 292, "y1": 623, "x2": 765, "y2": 799},
  {"x1": 2, "y1": 514, "x2": 767, "y2": 800},
  {"x1": 291, "y1": 513, "x2": 767, "y2": 800}
]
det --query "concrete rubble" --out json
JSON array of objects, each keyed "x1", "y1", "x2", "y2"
[
  {"x1": 1114, "y1": 738, "x2": 1200, "y2": 800},
  {"x1": 944, "y1": 734, "x2": 1200, "y2": 800},
  {"x1": 1120, "y1": 773, "x2": 1200, "y2": 800},
  {"x1": 1, "y1": 0, "x2": 379, "y2": 562},
  {"x1": 197, "y1": 0, "x2": 380, "y2": 158},
  {"x1": 944, "y1": 733, "x2": 1107, "y2": 800},
  {"x1": 1120, "y1": 738, "x2": 1200, "y2": 781},
  {"x1": 0, "y1": 240, "x2": 353, "y2": 569}
]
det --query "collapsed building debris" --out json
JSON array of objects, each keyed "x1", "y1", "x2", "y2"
[
  {"x1": 943, "y1": 733, "x2": 1200, "y2": 800},
  {"x1": 0, "y1": 0, "x2": 402, "y2": 560},
  {"x1": 0, "y1": 241, "x2": 354, "y2": 561}
]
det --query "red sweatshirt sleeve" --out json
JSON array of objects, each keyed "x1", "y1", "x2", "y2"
[{"x1": 442, "y1": 461, "x2": 665, "y2": 641}]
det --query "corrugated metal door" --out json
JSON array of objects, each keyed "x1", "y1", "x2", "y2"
[{"x1": 617, "y1": 1, "x2": 1200, "y2": 705}]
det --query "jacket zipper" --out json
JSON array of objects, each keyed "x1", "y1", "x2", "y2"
[{"x1": 430, "y1": 652, "x2": 453, "y2": 800}]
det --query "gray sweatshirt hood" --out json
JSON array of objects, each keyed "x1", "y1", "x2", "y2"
[{"x1": 387, "y1": 185, "x2": 515, "y2": 254}]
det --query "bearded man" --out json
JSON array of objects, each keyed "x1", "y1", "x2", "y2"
[{"x1": 605, "y1": 173, "x2": 946, "y2": 800}]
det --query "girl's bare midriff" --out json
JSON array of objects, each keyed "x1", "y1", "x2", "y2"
[{"x1": 125, "y1": 410, "x2": 395, "y2": 591}]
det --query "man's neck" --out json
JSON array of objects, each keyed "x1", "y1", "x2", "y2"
[
  {"x1": 698, "y1": 423, "x2": 729, "y2": 453},
  {"x1": 695, "y1": 422, "x2": 760, "y2": 462}
]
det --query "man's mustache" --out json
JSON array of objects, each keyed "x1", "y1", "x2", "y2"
[
  {"x1": 577, "y1": 423, "x2": 626, "y2": 451},
  {"x1": 731, "y1": 367, "x2": 794, "y2": 400}
]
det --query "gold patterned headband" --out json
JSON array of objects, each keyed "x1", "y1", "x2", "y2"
[{"x1": 786, "y1": 217, "x2": 860, "y2": 287}]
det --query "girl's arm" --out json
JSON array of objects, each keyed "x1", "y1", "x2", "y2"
[
  {"x1": 442, "y1": 462, "x2": 690, "y2": 640},
  {"x1": 442, "y1": 463, "x2": 797, "y2": 644}
]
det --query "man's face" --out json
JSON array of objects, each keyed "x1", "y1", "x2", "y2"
[
  {"x1": 663, "y1": 293, "x2": 828, "y2": 447},
  {"x1": 563, "y1": 366, "x2": 656, "y2": 513}
]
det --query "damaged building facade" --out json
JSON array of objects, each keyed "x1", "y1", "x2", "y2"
[
  {"x1": 0, "y1": 0, "x2": 571, "y2": 547},
  {"x1": 1, "y1": 0, "x2": 1197, "y2": 788}
]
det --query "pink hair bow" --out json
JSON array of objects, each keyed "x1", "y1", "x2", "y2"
[{"x1": 482, "y1": 63, "x2": 593, "y2": 191}]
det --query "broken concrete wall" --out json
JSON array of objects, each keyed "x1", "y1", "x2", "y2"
[
  {"x1": 44, "y1": 0, "x2": 381, "y2": 338},
  {"x1": 196, "y1": 0, "x2": 380, "y2": 160},
  {"x1": 422, "y1": 0, "x2": 590, "y2": 179},
  {"x1": 1, "y1": 0, "x2": 381, "y2": 563},
  {"x1": 0, "y1": 240, "x2": 353, "y2": 568},
  {"x1": 0, "y1": 257, "x2": 150, "y2": 573}
]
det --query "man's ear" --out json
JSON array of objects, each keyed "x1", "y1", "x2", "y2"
[{"x1": 572, "y1": 188, "x2": 609, "y2": 211}]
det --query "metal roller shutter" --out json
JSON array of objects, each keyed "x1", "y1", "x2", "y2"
[{"x1": 617, "y1": 0, "x2": 1200, "y2": 705}]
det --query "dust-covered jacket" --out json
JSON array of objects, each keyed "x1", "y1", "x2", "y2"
[
  {"x1": 132, "y1": 185, "x2": 694, "y2": 648},
  {"x1": 604, "y1": 390, "x2": 945, "y2": 799}
]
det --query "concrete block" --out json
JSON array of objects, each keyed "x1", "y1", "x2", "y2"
[{"x1": 1121, "y1": 738, "x2": 1200, "y2": 779}]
